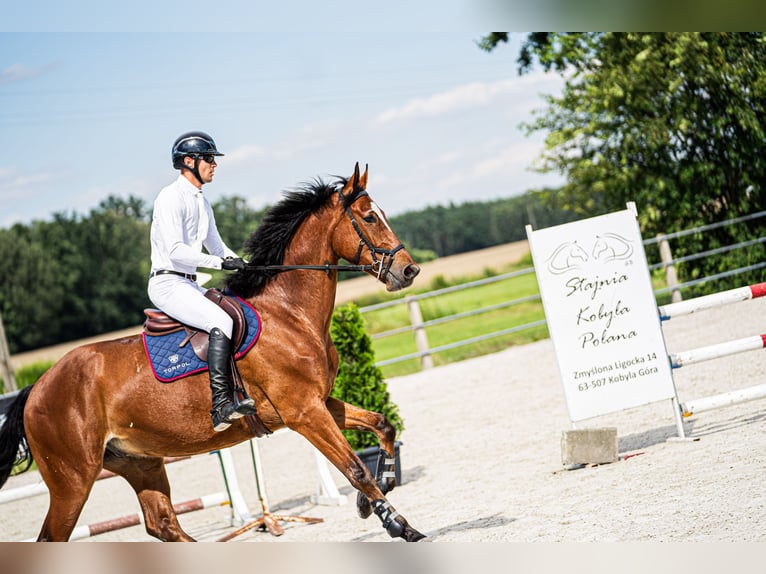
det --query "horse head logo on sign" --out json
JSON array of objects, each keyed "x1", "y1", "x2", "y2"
[{"x1": 546, "y1": 233, "x2": 634, "y2": 275}]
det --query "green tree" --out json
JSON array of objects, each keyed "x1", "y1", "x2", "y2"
[
  {"x1": 0, "y1": 225, "x2": 69, "y2": 352},
  {"x1": 389, "y1": 191, "x2": 575, "y2": 256},
  {"x1": 0, "y1": 197, "x2": 152, "y2": 353},
  {"x1": 330, "y1": 303, "x2": 404, "y2": 451},
  {"x1": 211, "y1": 196, "x2": 267, "y2": 253},
  {"x1": 483, "y1": 32, "x2": 766, "y2": 294}
]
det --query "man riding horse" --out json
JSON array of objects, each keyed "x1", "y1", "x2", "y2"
[{"x1": 147, "y1": 131, "x2": 254, "y2": 431}]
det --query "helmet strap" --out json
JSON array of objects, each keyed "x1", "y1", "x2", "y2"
[{"x1": 184, "y1": 157, "x2": 204, "y2": 187}]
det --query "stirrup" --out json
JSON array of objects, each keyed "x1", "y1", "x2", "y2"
[
  {"x1": 211, "y1": 401, "x2": 237, "y2": 432},
  {"x1": 230, "y1": 395, "x2": 256, "y2": 418}
]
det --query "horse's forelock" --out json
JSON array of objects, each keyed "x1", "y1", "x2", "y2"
[{"x1": 335, "y1": 175, "x2": 368, "y2": 209}]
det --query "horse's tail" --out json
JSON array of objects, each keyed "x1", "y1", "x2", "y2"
[{"x1": 0, "y1": 385, "x2": 34, "y2": 488}]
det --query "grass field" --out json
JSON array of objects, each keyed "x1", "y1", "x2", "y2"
[
  {"x1": 358, "y1": 255, "x2": 551, "y2": 378},
  {"x1": 359, "y1": 254, "x2": 673, "y2": 379}
]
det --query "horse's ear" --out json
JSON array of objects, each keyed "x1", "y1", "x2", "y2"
[
  {"x1": 359, "y1": 163, "x2": 368, "y2": 190},
  {"x1": 351, "y1": 162, "x2": 360, "y2": 188}
]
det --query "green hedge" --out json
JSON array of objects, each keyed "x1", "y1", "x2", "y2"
[{"x1": 330, "y1": 303, "x2": 404, "y2": 451}]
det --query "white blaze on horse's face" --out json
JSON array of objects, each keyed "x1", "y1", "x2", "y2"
[{"x1": 370, "y1": 202, "x2": 393, "y2": 233}]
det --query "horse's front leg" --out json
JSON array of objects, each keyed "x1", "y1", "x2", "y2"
[
  {"x1": 290, "y1": 403, "x2": 425, "y2": 542},
  {"x1": 325, "y1": 397, "x2": 399, "y2": 519}
]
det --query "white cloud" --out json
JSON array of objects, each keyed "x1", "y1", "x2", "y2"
[
  {"x1": 426, "y1": 139, "x2": 553, "y2": 196},
  {"x1": 0, "y1": 167, "x2": 68, "y2": 226},
  {"x1": 473, "y1": 141, "x2": 543, "y2": 178},
  {"x1": 225, "y1": 120, "x2": 342, "y2": 168},
  {"x1": 0, "y1": 62, "x2": 60, "y2": 85},
  {"x1": 375, "y1": 71, "x2": 563, "y2": 126},
  {"x1": 435, "y1": 169, "x2": 469, "y2": 192},
  {"x1": 224, "y1": 144, "x2": 269, "y2": 166},
  {"x1": 376, "y1": 80, "x2": 515, "y2": 125},
  {"x1": 416, "y1": 150, "x2": 465, "y2": 172},
  {"x1": 0, "y1": 167, "x2": 56, "y2": 194}
]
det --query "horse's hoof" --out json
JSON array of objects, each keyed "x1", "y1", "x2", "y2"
[
  {"x1": 356, "y1": 491, "x2": 372, "y2": 519},
  {"x1": 402, "y1": 525, "x2": 427, "y2": 542}
]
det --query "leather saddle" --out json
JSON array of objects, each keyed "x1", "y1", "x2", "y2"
[
  {"x1": 143, "y1": 289, "x2": 247, "y2": 361},
  {"x1": 143, "y1": 289, "x2": 271, "y2": 438}
]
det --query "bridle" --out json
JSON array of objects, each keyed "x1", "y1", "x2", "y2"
[
  {"x1": 247, "y1": 188, "x2": 404, "y2": 281},
  {"x1": 342, "y1": 189, "x2": 405, "y2": 281}
]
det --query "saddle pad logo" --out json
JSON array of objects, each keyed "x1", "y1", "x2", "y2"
[{"x1": 142, "y1": 297, "x2": 261, "y2": 383}]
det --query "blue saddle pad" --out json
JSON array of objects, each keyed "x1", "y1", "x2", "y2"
[{"x1": 142, "y1": 297, "x2": 261, "y2": 383}]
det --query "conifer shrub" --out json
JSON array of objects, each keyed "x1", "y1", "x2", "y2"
[{"x1": 330, "y1": 303, "x2": 404, "y2": 451}]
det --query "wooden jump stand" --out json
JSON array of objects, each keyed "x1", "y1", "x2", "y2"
[{"x1": 217, "y1": 438, "x2": 323, "y2": 542}]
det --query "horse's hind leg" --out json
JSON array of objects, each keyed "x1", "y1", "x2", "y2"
[
  {"x1": 103, "y1": 451, "x2": 195, "y2": 542},
  {"x1": 35, "y1": 462, "x2": 101, "y2": 541},
  {"x1": 325, "y1": 397, "x2": 399, "y2": 519},
  {"x1": 27, "y1": 417, "x2": 103, "y2": 541}
]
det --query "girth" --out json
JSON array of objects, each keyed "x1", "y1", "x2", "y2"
[{"x1": 143, "y1": 289, "x2": 247, "y2": 362}]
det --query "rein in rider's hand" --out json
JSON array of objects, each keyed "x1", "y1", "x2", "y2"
[{"x1": 221, "y1": 257, "x2": 246, "y2": 271}]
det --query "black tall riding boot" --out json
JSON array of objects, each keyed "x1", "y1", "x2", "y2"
[{"x1": 208, "y1": 327, "x2": 255, "y2": 432}]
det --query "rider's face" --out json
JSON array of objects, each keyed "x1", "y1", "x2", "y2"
[
  {"x1": 183, "y1": 155, "x2": 217, "y2": 185},
  {"x1": 197, "y1": 155, "x2": 217, "y2": 184}
]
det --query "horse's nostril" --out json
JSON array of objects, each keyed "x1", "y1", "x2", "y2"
[{"x1": 404, "y1": 264, "x2": 420, "y2": 279}]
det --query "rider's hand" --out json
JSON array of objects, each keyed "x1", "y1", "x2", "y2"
[{"x1": 221, "y1": 257, "x2": 246, "y2": 271}]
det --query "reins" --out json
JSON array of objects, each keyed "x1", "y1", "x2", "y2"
[
  {"x1": 245, "y1": 187, "x2": 403, "y2": 281},
  {"x1": 246, "y1": 262, "x2": 375, "y2": 275}
]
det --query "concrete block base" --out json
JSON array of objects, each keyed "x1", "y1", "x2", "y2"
[{"x1": 561, "y1": 427, "x2": 618, "y2": 466}]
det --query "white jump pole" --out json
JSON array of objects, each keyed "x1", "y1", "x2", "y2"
[
  {"x1": 659, "y1": 281, "x2": 766, "y2": 422},
  {"x1": 681, "y1": 383, "x2": 766, "y2": 417},
  {"x1": 216, "y1": 447, "x2": 252, "y2": 524},
  {"x1": 310, "y1": 447, "x2": 348, "y2": 506},
  {"x1": 0, "y1": 481, "x2": 48, "y2": 505},
  {"x1": 0, "y1": 456, "x2": 192, "y2": 506},
  {"x1": 670, "y1": 334, "x2": 766, "y2": 368}
]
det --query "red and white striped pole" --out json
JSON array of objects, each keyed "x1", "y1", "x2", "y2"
[
  {"x1": 22, "y1": 492, "x2": 228, "y2": 542},
  {"x1": 659, "y1": 282, "x2": 766, "y2": 320}
]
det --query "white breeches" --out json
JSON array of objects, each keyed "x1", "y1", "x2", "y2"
[{"x1": 148, "y1": 275, "x2": 233, "y2": 339}]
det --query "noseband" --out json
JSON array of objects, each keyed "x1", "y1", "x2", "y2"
[
  {"x1": 246, "y1": 188, "x2": 404, "y2": 281},
  {"x1": 341, "y1": 189, "x2": 405, "y2": 281}
]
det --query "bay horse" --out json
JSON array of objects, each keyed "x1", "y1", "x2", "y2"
[{"x1": 0, "y1": 163, "x2": 425, "y2": 542}]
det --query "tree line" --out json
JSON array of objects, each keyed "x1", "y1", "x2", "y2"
[
  {"x1": 0, "y1": 191, "x2": 565, "y2": 354},
  {"x1": 6, "y1": 33, "x2": 766, "y2": 354}
]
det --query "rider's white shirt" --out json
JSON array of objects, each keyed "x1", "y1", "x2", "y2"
[{"x1": 149, "y1": 175, "x2": 237, "y2": 274}]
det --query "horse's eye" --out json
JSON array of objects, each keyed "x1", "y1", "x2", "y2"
[{"x1": 363, "y1": 213, "x2": 378, "y2": 224}]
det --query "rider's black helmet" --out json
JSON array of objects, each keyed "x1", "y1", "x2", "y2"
[{"x1": 172, "y1": 131, "x2": 224, "y2": 169}]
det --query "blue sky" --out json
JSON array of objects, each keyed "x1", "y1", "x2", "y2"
[{"x1": 0, "y1": 30, "x2": 565, "y2": 228}]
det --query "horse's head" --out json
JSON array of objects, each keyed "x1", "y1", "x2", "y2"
[{"x1": 335, "y1": 163, "x2": 420, "y2": 291}]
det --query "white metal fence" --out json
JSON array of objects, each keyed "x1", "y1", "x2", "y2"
[{"x1": 364, "y1": 209, "x2": 766, "y2": 370}]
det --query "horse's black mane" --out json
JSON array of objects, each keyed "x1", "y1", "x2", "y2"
[{"x1": 225, "y1": 174, "x2": 365, "y2": 298}]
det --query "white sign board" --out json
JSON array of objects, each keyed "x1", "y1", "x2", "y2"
[{"x1": 527, "y1": 206, "x2": 675, "y2": 421}]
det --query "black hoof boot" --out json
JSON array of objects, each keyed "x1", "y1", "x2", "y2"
[
  {"x1": 374, "y1": 449, "x2": 396, "y2": 494},
  {"x1": 372, "y1": 499, "x2": 426, "y2": 541}
]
